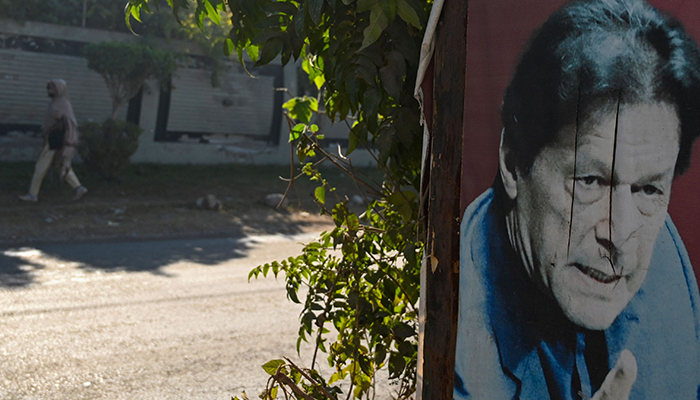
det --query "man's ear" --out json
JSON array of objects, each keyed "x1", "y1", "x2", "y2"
[{"x1": 499, "y1": 129, "x2": 518, "y2": 200}]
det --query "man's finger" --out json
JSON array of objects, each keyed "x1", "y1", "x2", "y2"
[{"x1": 591, "y1": 349, "x2": 637, "y2": 400}]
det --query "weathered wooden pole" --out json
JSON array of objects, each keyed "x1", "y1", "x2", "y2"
[{"x1": 420, "y1": 0, "x2": 468, "y2": 398}]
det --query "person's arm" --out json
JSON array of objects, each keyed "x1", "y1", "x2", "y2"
[{"x1": 47, "y1": 116, "x2": 65, "y2": 134}]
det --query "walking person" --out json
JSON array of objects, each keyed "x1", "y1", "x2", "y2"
[{"x1": 19, "y1": 79, "x2": 87, "y2": 202}]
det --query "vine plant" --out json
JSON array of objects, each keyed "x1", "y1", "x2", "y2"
[{"x1": 125, "y1": 0, "x2": 431, "y2": 398}]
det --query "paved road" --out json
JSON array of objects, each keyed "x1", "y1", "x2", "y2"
[{"x1": 0, "y1": 233, "x2": 388, "y2": 399}]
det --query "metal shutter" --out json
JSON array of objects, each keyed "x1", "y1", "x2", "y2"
[
  {"x1": 167, "y1": 65, "x2": 275, "y2": 137},
  {"x1": 0, "y1": 48, "x2": 124, "y2": 126}
]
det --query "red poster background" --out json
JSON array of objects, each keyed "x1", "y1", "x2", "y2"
[{"x1": 461, "y1": 0, "x2": 700, "y2": 274}]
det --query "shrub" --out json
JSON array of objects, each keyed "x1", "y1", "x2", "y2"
[
  {"x1": 84, "y1": 41, "x2": 176, "y2": 119},
  {"x1": 78, "y1": 119, "x2": 142, "y2": 178}
]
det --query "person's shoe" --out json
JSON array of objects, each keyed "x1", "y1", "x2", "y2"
[
  {"x1": 73, "y1": 186, "x2": 88, "y2": 201},
  {"x1": 19, "y1": 194, "x2": 38, "y2": 202}
]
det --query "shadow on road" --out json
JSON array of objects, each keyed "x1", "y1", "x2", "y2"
[
  {"x1": 0, "y1": 252, "x2": 43, "y2": 288},
  {"x1": 0, "y1": 235, "x2": 257, "y2": 288}
]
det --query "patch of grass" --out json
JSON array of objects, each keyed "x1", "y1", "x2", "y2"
[
  {"x1": 0, "y1": 161, "x2": 384, "y2": 244},
  {"x1": 0, "y1": 162, "x2": 36, "y2": 192},
  {"x1": 2, "y1": 162, "x2": 382, "y2": 206}
]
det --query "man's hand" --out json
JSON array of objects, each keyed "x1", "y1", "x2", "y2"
[{"x1": 591, "y1": 349, "x2": 637, "y2": 400}]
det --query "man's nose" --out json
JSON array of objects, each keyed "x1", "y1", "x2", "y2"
[{"x1": 594, "y1": 186, "x2": 640, "y2": 251}]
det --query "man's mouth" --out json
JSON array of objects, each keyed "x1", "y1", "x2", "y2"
[{"x1": 572, "y1": 263, "x2": 621, "y2": 284}]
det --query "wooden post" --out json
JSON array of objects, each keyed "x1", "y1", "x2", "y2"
[{"x1": 421, "y1": 0, "x2": 468, "y2": 398}]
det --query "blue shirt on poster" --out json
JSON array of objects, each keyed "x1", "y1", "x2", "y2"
[{"x1": 454, "y1": 189, "x2": 700, "y2": 399}]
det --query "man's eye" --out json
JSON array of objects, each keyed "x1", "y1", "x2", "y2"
[
  {"x1": 576, "y1": 176, "x2": 602, "y2": 187},
  {"x1": 634, "y1": 184, "x2": 663, "y2": 196}
]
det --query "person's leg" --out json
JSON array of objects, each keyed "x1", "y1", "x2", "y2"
[
  {"x1": 64, "y1": 169, "x2": 81, "y2": 189},
  {"x1": 27, "y1": 146, "x2": 54, "y2": 197},
  {"x1": 65, "y1": 169, "x2": 88, "y2": 200}
]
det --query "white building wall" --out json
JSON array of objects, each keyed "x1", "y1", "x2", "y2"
[{"x1": 0, "y1": 19, "x2": 375, "y2": 167}]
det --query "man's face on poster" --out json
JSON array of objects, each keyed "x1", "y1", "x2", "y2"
[{"x1": 506, "y1": 102, "x2": 681, "y2": 330}]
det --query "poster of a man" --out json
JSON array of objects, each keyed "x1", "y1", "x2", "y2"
[{"x1": 455, "y1": 0, "x2": 700, "y2": 398}]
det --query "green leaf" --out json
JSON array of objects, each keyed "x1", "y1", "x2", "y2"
[
  {"x1": 287, "y1": 287, "x2": 301, "y2": 303},
  {"x1": 387, "y1": 50, "x2": 407, "y2": 80},
  {"x1": 281, "y1": 35, "x2": 293, "y2": 65},
  {"x1": 346, "y1": 213, "x2": 360, "y2": 231},
  {"x1": 348, "y1": 121, "x2": 366, "y2": 155},
  {"x1": 392, "y1": 322, "x2": 415, "y2": 339},
  {"x1": 356, "y1": 0, "x2": 377, "y2": 13},
  {"x1": 375, "y1": 344, "x2": 387, "y2": 365},
  {"x1": 329, "y1": 371, "x2": 345, "y2": 384},
  {"x1": 204, "y1": 0, "x2": 222, "y2": 25},
  {"x1": 387, "y1": 190, "x2": 407, "y2": 207},
  {"x1": 124, "y1": 4, "x2": 136, "y2": 33},
  {"x1": 362, "y1": 87, "x2": 381, "y2": 124},
  {"x1": 315, "y1": 186, "x2": 326, "y2": 204},
  {"x1": 376, "y1": 125, "x2": 395, "y2": 165},
  {"x1": 254, "y1": 14, "x2": 284, "y2": 30},
  {"x1": 396, "y1": 0, "x2": 422, "y2": 28},
  {"x1": 295, "y1": 4, "x2": 306, "y2": 36},
  {"x1": 291, "y1": 368, "x2": 302, "y2": 384},
  {"x1": 262, "y1": 359, "x2": 286, "y2": 375},
  {"x1": 308, "y1": 0, "x2": 324, "y2": 25},
  {"x1": 387, "y1": 0, "x2": 397, "y2": 21},
  {"x1": 388, "y1": 352, "x2": 406, "y2": 378},
  {"x1": 289, "y1": 123, "x2": 306, "y2": 142},
  {"x1": 360, "y1": 4, "x2": 390, "y2": 50},
  {"x1": 246, "y1": 45, "x2": 260, "y2": 63},
  {"x1": 251, "y1": 30, "x2": 284, "y2": 45},
  {"x1": 379, "y1": 64, "x2": 401, "y2": 99},
  {"x1": 130, "y1": 4, "x2": 143, "y2": 22},
  {"x1": 303, "y1": 56, "x2": 326, "y2": 90},
  {"x1": 398, "y1": 340, "x2": 414, "y2": 357},
  {"x1": 283, "y1": 96, "x2": 318, "y2": 124},
  {"x1": 345, "y1": 74, "x2": 360, "y2": 105},
  {"x1": 224, "y1": 38, "x2": 234, "y2": 57},
  {"x1": 256, "y1": 37, "x2": 284, "y2": 66},
  {"x1": 313, "y1": 71, "x2": 326, "y2": 90}
]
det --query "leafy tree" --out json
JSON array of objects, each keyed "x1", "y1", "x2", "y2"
[
  {"x1": 80, "y1": 41, "x2": 175, "y2": 178},
  {"x1": 84, "y1": 41, "x2": 177, "y2": 119},
  {"x1": 0, "y1": 0, "x2": 134, "y2": 32},
  {"x1": 0, "y1": 0, "x2": 83, "y2": 26},
  {"x1": 125, "y1": 0, "x2": 430, "y2": 398}
]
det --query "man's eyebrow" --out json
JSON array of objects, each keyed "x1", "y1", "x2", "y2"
[
  {"x1": 573, "y1": 156, "x2": 610, "y2": 174},
  {"x1": 572, "y1": 158, "x2": 673, "y2": 182},
  {"x1": 635, "y1": 169, "x2": 674, "y2": 183}
]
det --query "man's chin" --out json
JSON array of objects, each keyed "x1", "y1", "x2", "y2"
[
  {"x1": 561, "y1": 305, "x2": 621, "y2": 330},
  {"x1": 549, "y1": 263, "x2": 645, "y2": 330},
  {"x1": 554, "y1": 291, "x2": 631, "y2": 330}
]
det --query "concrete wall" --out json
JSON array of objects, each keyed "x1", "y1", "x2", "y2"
[{"x1": 0, "y1": 19, "x2": 376, "y2": 167}]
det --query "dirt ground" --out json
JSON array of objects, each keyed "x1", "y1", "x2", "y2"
[{"x1": 0, "y1": 163, "x2": 376, "y2": 245}]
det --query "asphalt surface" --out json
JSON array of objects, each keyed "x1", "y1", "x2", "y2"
[{"x1": 0, "y1": 233, "x2": 391, "y2": 399}]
